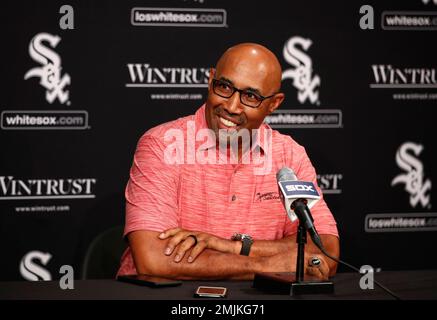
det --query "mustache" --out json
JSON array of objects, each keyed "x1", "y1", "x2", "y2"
[{"x1": 213, "y1": 106, "x2": 245, "y2": 124}]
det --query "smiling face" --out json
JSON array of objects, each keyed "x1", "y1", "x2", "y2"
[{"x1": 205, "y1": 43, "x2": 285, "y2": 140}]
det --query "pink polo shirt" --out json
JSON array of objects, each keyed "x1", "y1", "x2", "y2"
[{"x1": 117, "y1": 104, "x2": 338, "y2": 276}]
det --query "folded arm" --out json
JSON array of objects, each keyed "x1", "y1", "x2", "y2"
[
  {"x1": 128, "y1": 230, "x2": 269, "y2": 280},
  {"x1": 128, "y1": 229, "x2": 339, "y2": 280}
]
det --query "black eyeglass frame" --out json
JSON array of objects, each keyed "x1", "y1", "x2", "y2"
[{"x1": 211, "y1": 78, "x2": 277, "y2": 108}]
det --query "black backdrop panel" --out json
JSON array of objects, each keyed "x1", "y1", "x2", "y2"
[{"x1": 0, "y1": 0, "x2": 436, "y2": 280}]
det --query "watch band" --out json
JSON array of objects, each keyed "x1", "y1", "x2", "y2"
[
  {"x1": 240, "y1": 236, "x2": 252, "y2": 256},
  {"x1": 231, "y1": 233, "x2": 253, "y2": 256}
]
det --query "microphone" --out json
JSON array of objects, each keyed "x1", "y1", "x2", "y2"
[
  {"x1": 276, "y1": 167, "x2": 323, "y2": 248},
  {"x1": 270, "y1": 167, "x2": 402, "y2": 300},
  {"x1": 276, "y1": 167, "x2": 299, "y2": 223}
]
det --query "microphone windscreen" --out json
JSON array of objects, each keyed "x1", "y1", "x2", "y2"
[{"x1": 276, "y1": 167, "x2": 297, "y2": 182}]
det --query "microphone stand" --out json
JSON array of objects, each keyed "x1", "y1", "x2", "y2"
[
  {"x1": 253, "y1": 220, "x2": 334, "y2": 295},
  {"x1": 296, "y1": 224, "x2": 306, "y2": 282}
]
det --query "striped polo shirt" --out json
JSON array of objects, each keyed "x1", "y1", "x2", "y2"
[{"x1": 117, "y1": 104, "x2": 338, "y2": 276}]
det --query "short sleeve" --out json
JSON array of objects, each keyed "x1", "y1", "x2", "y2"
[{"x1": 124, "y1": 134, "x2": 180, "y2": 237}]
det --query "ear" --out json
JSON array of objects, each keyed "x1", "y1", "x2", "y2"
[
  {"x1": 208, "y1": 68, "x2": 216, "y2": 89},
  {"x1": 267, "y1": 93, "x2": 285, "y2": 114}
]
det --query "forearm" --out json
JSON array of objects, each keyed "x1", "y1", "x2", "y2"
[
  {"x1": 248, "y1": 235, "x2": 294, "y2": 257},
  {"x1": 143, "y1": 249, "x2": 264, "y2": 280},
  {"x1": 248, "y1": 234, "x2": 340, "y2": 277},
  {"x1": 128, "y1": 230, "x2": 338, "y2": 280},
  {"x1": 129, "y1": 230, "x2": 270, "y2": 280},
  {"x1": 161, "y1": 228, "x2": 295, "y2": 258},
  {"x1": 234, "y1": 234, "x2": 335, "y2": 262}
]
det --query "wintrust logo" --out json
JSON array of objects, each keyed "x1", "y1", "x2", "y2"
[
  {"x1": 371, "y1": 65, "x2": 437, "y2": 88},
  {"x1": 19, "y1": 251, "x2": 52, "y2": 281},
  {"x1": 391, "y1": 142, "x2": 432, "y2": 209},
  {"x1": 0, "y1": 176, "x2": 97, "y2": 200},
  {"x1": 370, "y1": 64, "x2": 437, "y2": 101},
  {"x1": 317, "y1": 174, "x2": 343, "y2": 194},
  {"x1": 282, "y1": 36, "x2": 321, "y2": 105},
  {"x1": 24, "y1": 33, "x2": 71, "y2": 105},
  {"x1": 126, "y1": 63, "x2": 209, "y2": 88}
]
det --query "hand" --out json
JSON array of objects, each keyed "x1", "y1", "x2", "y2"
[
  {"x1": 262, "y1": 252, "x2": 330, "y2": 280},
  {"x1": 305, "y1": 255, "x2": 330, "y2": 280},
  {"x1": 158, "y1": 228, "x2": 238, "y2": 263}
]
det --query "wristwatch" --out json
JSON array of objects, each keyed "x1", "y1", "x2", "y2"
[{"x1": 231, "y1": 233, "x2": 254, "y2": 256}]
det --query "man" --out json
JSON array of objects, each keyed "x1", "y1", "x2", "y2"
[{"x1": 117, "y1": 43, "x2": 339, "y2": 280}]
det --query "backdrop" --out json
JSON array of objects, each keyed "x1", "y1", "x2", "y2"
[{"x1": 0, "y1": 0, "x2": 436, "y2": 281}]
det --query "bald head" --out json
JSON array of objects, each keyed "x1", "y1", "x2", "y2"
[{"x1": 215, "y1": 43, "x2": 283, "y2": 92}]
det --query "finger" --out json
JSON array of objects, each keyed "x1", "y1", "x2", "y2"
[
  {"x1": 173, "y1": 236, "x2": 198, "y2": 262},
  {"x1": 158, "y1": 227, "x2": 181, "y2": 239},
  {"x1": 306, "y1": 265, "x2": 329, "y2": 280},
  {"x1": 164, "y1": 231, "x2": 189, "y2": 255},
  {"x1": 306, "y1": 266, "x2": 322, "y2": 279},
  {"x1": 319, "y1": 263, "x2": 330, "y2": 279},
  {"x1": 306, "y1": 256, "x2": 329, "y2": 279},
  {"x1": 313, "y1": 257, "x2": 330, "y2": 279},
  {"x1": 187, "y1": 241, "x2": 208, "y2": 263}
]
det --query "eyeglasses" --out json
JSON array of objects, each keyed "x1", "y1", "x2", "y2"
[{"x1": 212, "y1": 79, "x2": 276, "y2": 108}]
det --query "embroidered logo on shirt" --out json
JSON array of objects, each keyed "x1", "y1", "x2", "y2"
[{"x1": 255, "y1": 192, "x2": 280, "y2": 202}]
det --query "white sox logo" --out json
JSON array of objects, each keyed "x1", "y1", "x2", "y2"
[
  {"x1": 24, "y1": 33, "x2": 71, "y2": 105},
  {"x1": 19, "y1": 251, "x2": 52, "y2": 281},
  {"x1": 282, "y1": 36, "x2": 320, "y2": 105},
  {"x1": 391, "y1": 142, "x2": 432, "y2": 208}
]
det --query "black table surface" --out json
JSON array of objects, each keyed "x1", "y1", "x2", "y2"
[{"x1": 1, "y1": 269, "x2": 436, "y2": 300}]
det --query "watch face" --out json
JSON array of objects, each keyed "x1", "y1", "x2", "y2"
[
  {"x1": 241, "y1": 234, "x2": 254, "y2": 243},
  {"x1": 231, "y1": 233, "x2": 242, "y2": 241},
  {"x1": 232, "y1": 233, "x2": 253, "y2": 242}
]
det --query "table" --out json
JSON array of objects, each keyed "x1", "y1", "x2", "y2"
[{"x1": 1, "y1": 269, "x2": 436, "y2": 300}]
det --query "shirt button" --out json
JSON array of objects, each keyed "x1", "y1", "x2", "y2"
[{"x1": 231, "y1": 195, "x2": 237, "y2": 201}]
